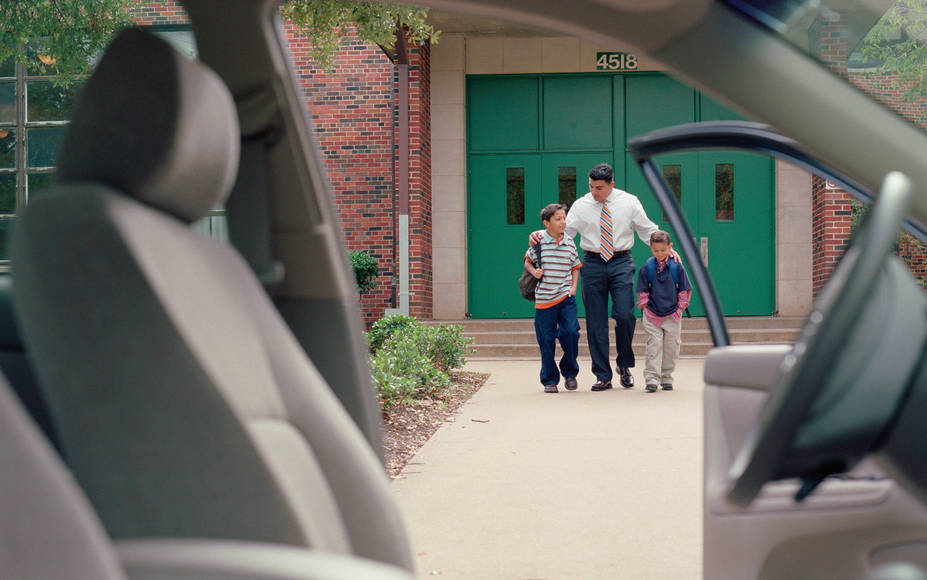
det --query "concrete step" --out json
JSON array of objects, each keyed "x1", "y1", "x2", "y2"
[
  {"x1": 428, "y1": 316, "x2": 803, "y2": 359},
  {"x1": 433, "y1": 316, "x2": 805, "y2": 331},
  {"x1": 475, "y1": 341, "x2": 717, "y2": 358},
  {"x1": 462, "y1": 328, "x2": 800, "y2": 345}
]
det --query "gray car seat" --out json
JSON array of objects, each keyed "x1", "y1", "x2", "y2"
[
  {"x1": 0, "y1": 377, "x2": 125, "y2": 579},
  {"x1": 11, "y1": 27, "x2": 413, "y2": 572},
  {"x1": 0, "y1": 374, "x2": 414, "y2": 579}
]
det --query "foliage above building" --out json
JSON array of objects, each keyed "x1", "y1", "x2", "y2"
[
  {"x1": 281, "y1": 0, "x2": 440, "y2": 72},
  {"x1": 0, "y1": 0, "x2": 133, "y2": 84},
  {"x1": 860, "y1": 0, "x2": 927, "y2": 99}
]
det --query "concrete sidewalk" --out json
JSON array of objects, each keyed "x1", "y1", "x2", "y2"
[{"x1": 391, "y1": 358, "x2": 705, "y2": 580}]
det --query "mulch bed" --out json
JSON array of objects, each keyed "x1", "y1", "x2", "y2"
[{"x1": 382, "y1": 370, "x2": 489, "y2": 478}]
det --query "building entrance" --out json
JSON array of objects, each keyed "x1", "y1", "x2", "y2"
[{"x1": 467, "y1": 73, "x2": 774, "y2": 318}]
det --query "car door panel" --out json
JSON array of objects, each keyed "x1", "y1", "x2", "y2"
[{"x1": 704, "y1": 346, "x2": 927, "y2": 579}]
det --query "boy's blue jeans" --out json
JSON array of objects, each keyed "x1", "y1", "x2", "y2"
[{"x1": 534, "y1": 295, "x2": 580, "y2": 386}]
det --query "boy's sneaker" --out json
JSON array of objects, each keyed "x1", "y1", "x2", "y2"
[
  {"x1": 564, "y1": 377, "x2": 578, "y2": 391},
  {"x1": 645, "y1": 383, "x2": 658, "y2": 393},
  {"x1": 543, "y1": 384, "x2": 558, "y2": 393},
  {"x1": 661, "y1": 384, "x2": 674, "y2": 391}
]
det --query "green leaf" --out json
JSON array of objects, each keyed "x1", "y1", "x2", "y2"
[
  {"x1": 0, "y1": 0, "x2": 135, "y2": 86},
  {"x1": 280, "y1": 0, "x2": 440, "y2": 74}
]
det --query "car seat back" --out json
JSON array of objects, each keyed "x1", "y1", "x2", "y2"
[{"x1": 11, "y1": 28, "x2": 412, "y2": 571}]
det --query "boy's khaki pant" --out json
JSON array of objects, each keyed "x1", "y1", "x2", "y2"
[{"x1": 642, "y1": 314, "x2": 682, "y2": 387}]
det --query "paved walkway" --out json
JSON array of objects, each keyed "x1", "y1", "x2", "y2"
[{"x1": 391, "y1": 358, "x2": 705, "y2": 579}]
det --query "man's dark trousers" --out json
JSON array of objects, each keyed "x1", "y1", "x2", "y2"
[
  {"x1": 534, "y1": 296, "x2": 580, "y2": 386},
  {"x1": 581, "y1": 252, "x2": 636, "y2": 381}
]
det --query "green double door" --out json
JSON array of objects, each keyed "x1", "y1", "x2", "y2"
[
  {"x1": 623, "y1": 77, "x2": 774, "y2": 316},
  {"x1": 625, "y1": 149, "x2": 773, "y2": 316},
  {"x1": 467, "y1": 73, "x2": 774, "y2": 318},
  {"x1": 469, "y1": 152, "x2": 605, "y2": 318}
]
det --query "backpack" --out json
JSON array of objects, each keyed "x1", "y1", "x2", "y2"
[
  {"x1": 645, "y1": 256, "x2": 690, "y2": 317},
  {"x1": 518, "y1": 243, "x2": 543, "y2": 301}
]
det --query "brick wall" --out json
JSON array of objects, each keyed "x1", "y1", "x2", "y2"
[
  {"x1": 407, "y1": 41, "x2": 433, "y2": 319},
  {"x1": 811, "y1": 178, "x2": 853, "y2": 292},
  {"x1": 811, "y1": 8, "x2": 927, "y2": 293},
  {"x1": 286, "y1": 24, "x2": 397, "y2": 325},
  {"x1": 289, "y1": 25, "x2": 433, "y2": 324},
  {"x1": 850, "y1": 73, "x2": 927, "y2": 283},
  {"x1": 852, "y1": 73, "x2": 927, "y2": 127},
  {"x1": 809, "y1": 9, "x2": 850, "y2": 294},
  {"x1": 132, "y1": 1, "x2": 188, "y2": 25}
]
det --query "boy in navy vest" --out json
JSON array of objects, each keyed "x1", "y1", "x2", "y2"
[
  {"x1": 636, "y1": 230, "x2": 692, "y2": 393},
  {"x1": 524, "y1": 203, "x2": 582, "y2": 393}
]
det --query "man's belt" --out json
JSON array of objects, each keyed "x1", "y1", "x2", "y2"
[{"x1": 588, "y1": 250, "x2": 630, "y2": 260}]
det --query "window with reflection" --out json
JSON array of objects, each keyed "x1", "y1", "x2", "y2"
[
  {"x1": 507, "y1": 167, "x2": 525, "y2": 225},
  {"x1": 0, "y1": 23, "x2": 227, "y2": 260},
  {"x1": 716, "y1": 163, "x2": 734, "y2": 221},
  {"x1": 662, "y1": 164, "x2": 682, "y2": 221},
  {"x1": 558, "y1": 166, "x2": 577, "y2": 208}
]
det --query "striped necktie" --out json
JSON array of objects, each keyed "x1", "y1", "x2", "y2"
[{"x1": 599, "y1": 203, "x2": 614, "y2": 260}]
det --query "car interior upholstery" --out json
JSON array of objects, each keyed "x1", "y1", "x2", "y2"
[{"x1": 8, "y1": 26, "x2": 413, "y2": 574}]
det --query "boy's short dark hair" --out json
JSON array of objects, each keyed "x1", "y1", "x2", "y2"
[
  {"x1": 650, "y1": 230, "x2": 672, "y2": 245},
  {"x1": 588, "y1": 163, "x2": 614, "y2": 183},
  {"x1": 541, "y1": 203, "x2": 567, "y2": 223}
]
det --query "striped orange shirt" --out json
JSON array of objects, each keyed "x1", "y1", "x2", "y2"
[{"x1": 525, "y1": 232, "x2": 582, "y2": 309}]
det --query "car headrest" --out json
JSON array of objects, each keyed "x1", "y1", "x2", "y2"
[{"x1": 56, "y1": 27, "x2": 240, "y2": 223}]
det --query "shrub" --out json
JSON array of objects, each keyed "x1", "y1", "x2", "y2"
[
  {"x1": 349, "y1": 250, "x2": 380, "y2": 294},
  {"x1": 367, "y1": 317, "x2": 474, "y2": 409},
  {"x1": 370, "y1": 326, "x2": 450, "y2": 409},
  {"x1": 367, "y1": 314, "x2": 419, "y2": 353},
  {"x1": 427, "y1": 324, "x2": 472, "y2": 371}
]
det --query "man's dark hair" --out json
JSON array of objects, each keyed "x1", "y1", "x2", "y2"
[
  {"x1": 650, "y1": 230, "x2": 672, "y2": 245},
  {"x1": 588, "y1": 163, "x2": 614, "y2": 183},
  {"x1": 541, "y1": 203, "x2": 567, "y2": 223}
]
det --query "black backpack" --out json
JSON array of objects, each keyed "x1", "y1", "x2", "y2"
[{"x1": 518, "y1": 243, "x2": 543, "y2": 301}]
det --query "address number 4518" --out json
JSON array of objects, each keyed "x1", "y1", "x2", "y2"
[{"x1": 596, "y1": 52, "x2": 638, "y2": 70}]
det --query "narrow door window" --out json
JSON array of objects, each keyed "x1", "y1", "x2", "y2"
[
  {"x1": 558, "y1": 166, "x2": 577, "y2": 208},
  {"x1": 715, "y1": 163, "x2": 734, "y2": 221},
  {"x1": 662, "y1": 164, "x2": 682, "y2": 221},
  {"x1": 506, "y1": 167, "x2": 525, "y2": 225}
]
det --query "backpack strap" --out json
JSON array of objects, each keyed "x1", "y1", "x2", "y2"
[
  {"x1": 667, "y1": 258, "x2": 680, "y2": 287},
  {"x1": 667, "y1": 258, "x2": 692, "y2": 318},
  {"x1": 645, "y1": 257, "x2": 657, "y2": 290}
]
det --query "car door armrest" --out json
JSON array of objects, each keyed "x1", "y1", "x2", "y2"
[
  {"x1": 704, "y1": 344, "x2": 793, "y2": 391},
  {"x1": 116, "y1": 539, "x2": 414, "y2": 580}
]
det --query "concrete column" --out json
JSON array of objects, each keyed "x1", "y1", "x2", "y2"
[
  {"x1": 776, "y1": 160, "x2": 813, "y2": 316},
  {"x1": 431, "y1": 35, "x2": 468, "y2": 318}
]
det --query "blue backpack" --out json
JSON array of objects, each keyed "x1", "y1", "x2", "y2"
[{"x1": 644, "y1": 257, "x2": 690, "y2": 317}]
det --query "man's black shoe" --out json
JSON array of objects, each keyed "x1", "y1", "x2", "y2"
[
  {"x1": 645, "y1": 383, "x2": 658, "y2": 393},
  {"x1": 543, "y1": 384, "x2": 558, "y2": 393},
  {"x1": 661, "y1": 384, "x2": 673, "y2": 391},
  {"x1": 564, "y1": 377, "x2": 578, "y2": 391},
  {"x1": 591, "y1": 380, "x2": 612, "y2": 392},
  {"x1": 619, "y1": 367, "x2": 634, "y2": 388}
]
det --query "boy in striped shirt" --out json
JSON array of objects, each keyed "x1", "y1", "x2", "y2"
[{"x1": 524, "y1": 203, "x2": 582, "y2": 393}]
